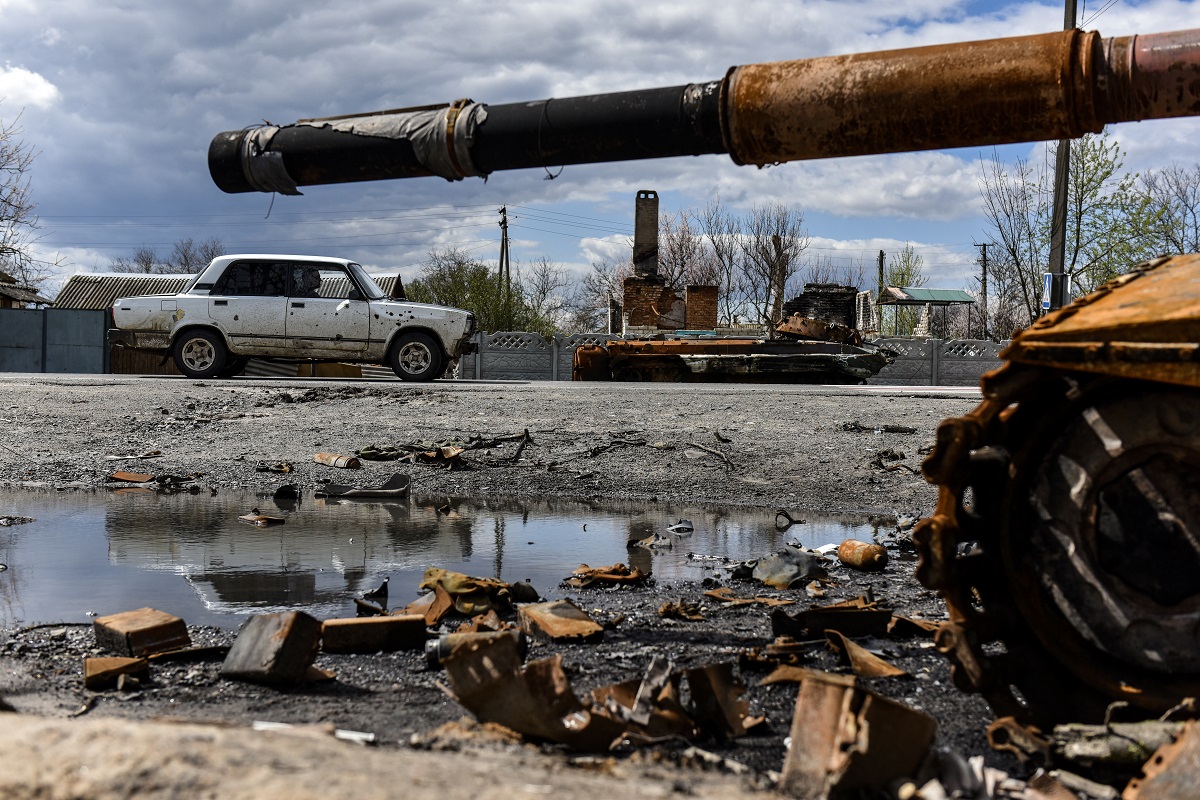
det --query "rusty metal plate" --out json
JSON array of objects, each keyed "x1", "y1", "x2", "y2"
[
  {"x1": 518, "y1": 599, "x2": 604, "y2": 643},
  {"x1": 781, "y1": 675, "x2": 935, "y2": 799},
  {"x1": 1004, "y1": 255, "x2": 1200, "y2": 387},
  {"x1": 1125, "y1": 722, "x2": 1200, "y2": 800}
]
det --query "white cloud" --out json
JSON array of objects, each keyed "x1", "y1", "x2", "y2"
[
  {"x1": 0, "y1": 65, "x2": 60, "y2": 109},
  {"x1": 579, "y1": 236, "x2": 632, "y2": 266}
]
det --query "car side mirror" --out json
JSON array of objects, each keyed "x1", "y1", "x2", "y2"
[{"x1": 349, "y1": 288, "x2": 364, "y2": 301}]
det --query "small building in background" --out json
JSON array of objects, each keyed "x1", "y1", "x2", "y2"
[
  {"x1": 0, "y1": 270, "x2": 52, "y2": 309},
  {"x1": 877, "y1": 286, "x2": 977, "y2": 337}
]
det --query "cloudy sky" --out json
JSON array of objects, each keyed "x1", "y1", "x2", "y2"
[{"x1": 2, "y1": 0, "x2": 1198, "y2": 296}]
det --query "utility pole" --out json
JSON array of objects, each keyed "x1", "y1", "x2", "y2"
[
  {"x1": 1046, "y1": 0, "x2": 1077, "y2": 313},
  {"x1": 498, "y1": 205, "x2": 511, "y2": 327},
  {"x1": 877, "y1": 249, "x2": 886, "y2": 334},
  {"x1": 977, "y1": 242, "x2": 989, "y2": 340}
]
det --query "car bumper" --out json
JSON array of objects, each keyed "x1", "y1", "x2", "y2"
[{"x1": 110, "y1": 329, "x2": 171, "y2": 352}]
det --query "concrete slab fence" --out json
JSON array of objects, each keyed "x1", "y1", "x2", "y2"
[
  {"x1": 0, "y1": 309, "x2": 109, "y2": 374},
  {"x1": 459, "y1": 331, "x2": 1008, "y2": 385}
]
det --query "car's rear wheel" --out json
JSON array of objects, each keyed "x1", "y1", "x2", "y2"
[
  {"x1": 173, "y1": 329, "x2": 228, "y2": 379},
  {"x1": 388, "y1": 332, "x2": 444, "y2": 382}
]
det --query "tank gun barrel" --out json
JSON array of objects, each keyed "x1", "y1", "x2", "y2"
[{"x1": 209, "y1": 27, "x2": 1200, "y2": 195}]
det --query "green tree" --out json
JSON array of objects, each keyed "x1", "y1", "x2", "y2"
[
  {"x1": 407, "y1": 247, "x2": 567, "y2": 337},
  {"x1": 978, "y1": 132, "x2": 1158, "y2": 327},
  {"x1": 884, "y1": 244, "x2": 927, "y2": 335}
]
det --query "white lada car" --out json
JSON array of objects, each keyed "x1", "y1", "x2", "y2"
[{"x1": 110, "y1": 254, "x2": 476, "y2": 380}]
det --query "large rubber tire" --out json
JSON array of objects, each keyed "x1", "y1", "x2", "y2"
[
  {"x1": 388, "y1": 332, "x2": 444, "y2": 382},
  {"x1": 173, "y1": 329, "x2": 228, "y2": 379}
]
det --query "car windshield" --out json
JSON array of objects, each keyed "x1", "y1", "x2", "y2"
[{"x1": 348, "y1": 263, "x2": 387, "y2": 300}]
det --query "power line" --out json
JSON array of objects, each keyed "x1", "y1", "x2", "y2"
[
  {"x1": 508, "y1": 204, "x2": 629, "y2": 228},
  {"x1": 38, "y1": 202, "x2": 497, "y2": 221},
  {"x1": 508, "y1": 222, "x2": 627, "y2": 241},
  {"x1": 509, "y1": 211, "x2": 630, "y2": 236}
]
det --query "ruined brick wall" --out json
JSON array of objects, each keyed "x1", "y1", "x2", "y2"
[
  {"x1": 622, "y1": 276, "x2": 681, "y2": 329},
  {"x1": 781, "y1": 284, "x2": 858, "y2": 327},
  {"x1": 685, "y1": 285, "x2": 718, "y2": 329}
]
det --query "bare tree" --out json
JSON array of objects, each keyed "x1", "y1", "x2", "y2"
[
  {"x1": 111, "y1": 245, "x2": 159, "y2": 274},
  {"x1": 978, "y1": 152, "x2": 1046, "y2": 328},
  {"x1": 695, "y1": 198, "x2": 744, "y2": 325},
  {"x1": 520, "y1": 256, "x2": 572, "y2": 334},
  {"x1": 659, "y1": 209, "x2": 718, "y2": 289},
  {"x1": 0, "y1": 106, "x2": 59, "y2": 288},
  {"x1": 556, "y1": 256, "x2": 631, "y2": 334},
  {"x1": 1142, "y1": 162, "x2": 1200, "y2": 254},
  {"x1": 112, "y1": 237, "x2": 225, "y2": 274},
  {"x1": 168, "y1": 236, "x2": 225, "y2": 273},
  {"x1": 738, "y1": 203, "x2": 809, "y2": 326},
  {"x1": 801, "y1": 253, "x2": 867, "y2": 289}
]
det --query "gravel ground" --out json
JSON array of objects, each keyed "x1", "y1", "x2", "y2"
[{"x1": 0, "y1": 374, "x2": 1022, "y2": 799}]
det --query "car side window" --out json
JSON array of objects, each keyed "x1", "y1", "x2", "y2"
[
  {"x1": 212, "y1": 262, "x2": 289, "y2": 296},
  {"x1": 290, "y1": 265, "x2": 324, "y2": 298},
  {"x1": 289, "y1": 265, "x2": 358, "y2": 300}
]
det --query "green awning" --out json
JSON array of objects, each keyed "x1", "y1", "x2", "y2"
[{"x1": 880, "y1": 286, "x2": 976, "y2": 305}]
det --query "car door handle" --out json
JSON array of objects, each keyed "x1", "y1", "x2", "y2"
[
  {"x1": 291, "y1": 302, "x2": 305, "y2": 308},
  {"x1": 213, "y1": 300, "x2": 228, "y2": 306}
]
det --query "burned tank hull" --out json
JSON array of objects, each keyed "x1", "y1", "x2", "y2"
[
  {"x1": 573, "y1": 338, "x2": 890, "y2": 384},
  {"x1": 914, "y1": 254, "x2": 1200, "y2": 727}
]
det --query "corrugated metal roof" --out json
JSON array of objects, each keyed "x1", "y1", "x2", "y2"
[
  {"x1": 54, "y1": 273, "x2": 195, "y2": 310},
  {"x1": 54, "y1": 271, "x2": 403, "y2": 310},
  {"x1": 880, "y1": 286, "x2": 976, "y2": 305}
]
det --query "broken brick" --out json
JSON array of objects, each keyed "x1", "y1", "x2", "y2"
[{"x1": 93, "y1": 607, "x2": 190, "y2": 657}]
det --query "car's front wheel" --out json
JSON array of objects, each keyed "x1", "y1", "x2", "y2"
[
  {"x1": 173, "y1": 329, "x2": 228, "y2": 379},
  {"x1": 388, "y1": 332, "x2": 444, "y2": 381}
]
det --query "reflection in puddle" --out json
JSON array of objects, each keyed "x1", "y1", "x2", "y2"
[{"x1": 0, "y1": 487, "x2": 886, "y2": 629}]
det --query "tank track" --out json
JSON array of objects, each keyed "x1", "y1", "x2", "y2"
[{"x1": 913, "y1": 361, "x2": 1200, "y2": 727}]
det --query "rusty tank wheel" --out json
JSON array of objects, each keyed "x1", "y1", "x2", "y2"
[
  {"x1": 915, "y1": 363, "x2": 1200, "y2": 727},
  {"x1": 611, "y1": 356, "x2": 687, "y2": 382}
]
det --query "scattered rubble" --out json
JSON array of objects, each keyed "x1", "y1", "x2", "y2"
[{"x1": 564, "y1": 563, "x2": 649, "y2": 589}]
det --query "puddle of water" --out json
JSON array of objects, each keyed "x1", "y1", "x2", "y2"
[{"x1": 0, "y1": 487, "x2": 886, "y2": 629}]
